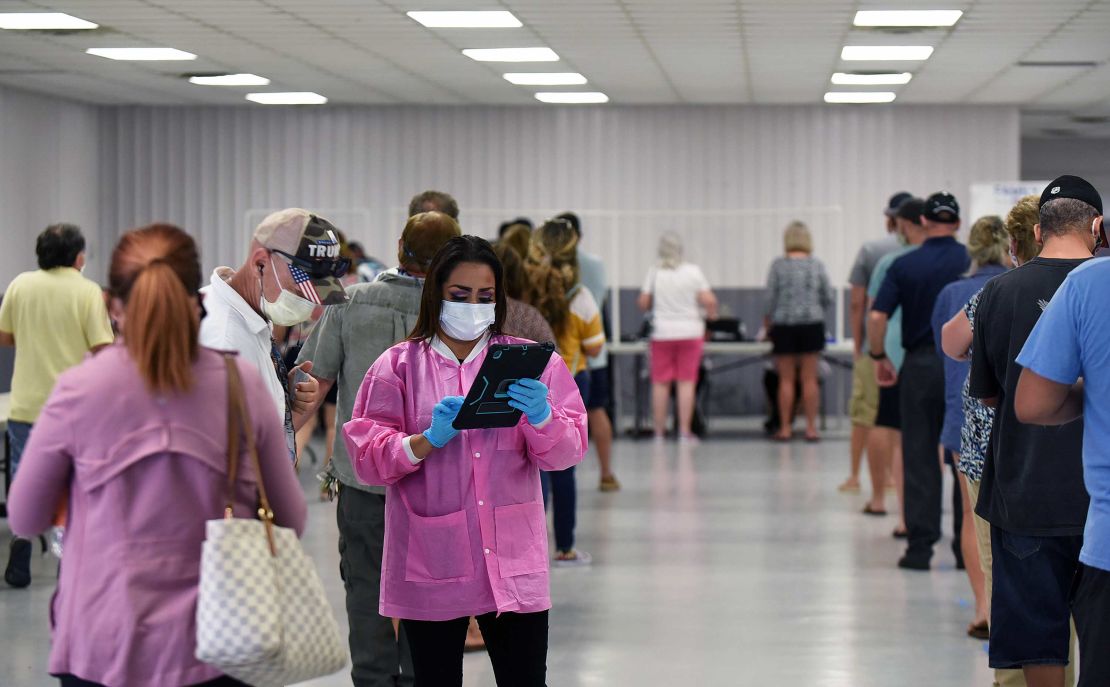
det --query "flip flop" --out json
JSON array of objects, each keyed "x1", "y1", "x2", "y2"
[
  {"x1": 862, "y1": 505, "x2": 887, "y2": 516},
  {"x1": 892, "y1": 527, "x2": 908, "y2": 539}
]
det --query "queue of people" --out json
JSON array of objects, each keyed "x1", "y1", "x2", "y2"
[
  {"x1": 845, "y1": 177, "x2": 1110, "y2": 686},
  {"x1": 3, "y1": 177, "x2": 1110, "y2": 686}
]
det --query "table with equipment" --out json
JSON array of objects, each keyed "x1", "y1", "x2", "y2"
[{"x1": 608, "y1": 340, "x2": 856, "y2": 436}]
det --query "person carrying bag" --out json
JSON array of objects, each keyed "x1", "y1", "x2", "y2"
[
  {"x1": 195, "y1": 356, "x2": 347, "y2": 686},
  {"x1": 7, "y1": 224, "x2": 312, "y2": 687}
]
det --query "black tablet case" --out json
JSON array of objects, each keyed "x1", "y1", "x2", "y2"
[{"x1": 452, "y1": 342, "x2": 556, "y2": 430}]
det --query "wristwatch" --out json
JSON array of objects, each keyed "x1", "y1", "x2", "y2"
[{"x1": 869, "y1": 350, "x2": 888, "y2": 361}]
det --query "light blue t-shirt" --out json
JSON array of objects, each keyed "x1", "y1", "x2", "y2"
[
  {"x1": 1017, "y1": 257, "x2": 1110, "y2": 572},
  {"x1": 577, "y1": 246, "x2": 609, "y2": 369},
  {"x1": 867, "y1": 245, "x2": 917, "y2": 371}
]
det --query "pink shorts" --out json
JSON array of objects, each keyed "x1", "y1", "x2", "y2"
[{"x1": 650, "y1": 338, "x2": 705, "y2": 383}]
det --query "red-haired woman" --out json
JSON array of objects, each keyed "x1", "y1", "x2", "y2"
[{"x1": 8, "y1": 224, "x2": 306, "y2": 687}]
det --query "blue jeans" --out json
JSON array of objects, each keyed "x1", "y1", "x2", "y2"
[
  {"x1": 7, "y1": 420, "x2": 32, "y2": 480},
  {"x1": 540, "y1": 371, "x2": 590, "y2": 552}
]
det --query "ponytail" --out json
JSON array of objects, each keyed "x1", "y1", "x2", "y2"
[
  {"x1": 109, "y1": 224, "x2": 202, "y2": 394},
  {"x1": 125, "y1": 261, "x2": 198, "y2": 393}
]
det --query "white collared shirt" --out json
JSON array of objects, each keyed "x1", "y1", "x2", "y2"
[{"x1": 199, "y1": 268, "x2": 286, "y2": 425}]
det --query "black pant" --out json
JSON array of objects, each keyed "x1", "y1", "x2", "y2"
[
  {"x1": 338, "y1": 486, "x2": 414, "y2": 687},
  {"x1": 402, "y1": 611, "x2": 549, "y2": 687},
  {"x1": 899, "y1": 348, "x2": 945, "y2": 560},
  {"x1": 59, "y1": 676, "x2": 246, "y2": 687},
  {"x1": 1073, "y1": 563, "x2": 1110, "y2": 686}
]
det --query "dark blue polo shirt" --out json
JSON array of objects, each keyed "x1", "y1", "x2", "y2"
[{"x1": 871, "y1": 235, "x2": 970, "y2": 352}]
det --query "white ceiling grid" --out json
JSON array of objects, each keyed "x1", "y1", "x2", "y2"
[{"x1": 0, "y1": 0, "x2": 1108, "y2": 133}]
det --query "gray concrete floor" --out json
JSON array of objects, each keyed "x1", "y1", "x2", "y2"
[{"x1": 1, "y1": 432, "x2": 993, "y2": 686}]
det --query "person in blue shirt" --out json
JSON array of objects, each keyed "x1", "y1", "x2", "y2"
[
  {"x1": 1015, "y1": 194, "x2": 1110, "y2": 687},
  {"x1": 869, "y1": 191, "x2": 970, "y2": 570}
]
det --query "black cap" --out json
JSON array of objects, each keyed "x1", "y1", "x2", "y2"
[
  {"x1": 896, "y1": 197, "x2": 926, "y2": 222},
  {"x1": 885, "y1": 191, "x2": 914, "y2": 217},
  {"x1": 923, "y1": 192, "x2": 960, "y2": 224},
  {"x1": 1040, "y1": 175, "x2": 1103, "y2": 214}
]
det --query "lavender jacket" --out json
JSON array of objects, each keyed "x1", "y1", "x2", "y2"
[{"x1": 8, "y1": 344, "x2": 307, "y2": 687}]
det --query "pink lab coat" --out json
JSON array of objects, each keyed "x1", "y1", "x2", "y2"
[{"x1": 343, "y1": 335, "x2": 587, "y2": 621}]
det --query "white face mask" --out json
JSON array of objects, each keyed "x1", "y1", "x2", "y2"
[
  {"x1": 439, "y1": 300, "x2": 495, "y2": 342},
  {"x1": 260, "y1": 255, "x2": 317, "y2": 326}
]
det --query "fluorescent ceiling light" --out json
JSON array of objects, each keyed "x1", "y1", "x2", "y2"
[
  {"x1": 463, "y1": 47, "x2": 559, "y2": 62},
  {"x1": 504, "y1": 72, "x2": 587, "y2": 86},
  {"x1": 854, "y1": 10, "x2": 963, "y2": 27},
  {"x1": 190, "y1": 73, "x2": 271, "y2": 86},
  {"x1": 841, "y1": 46, "x2": 934, "y2": 61},
  {"x1": 87, "y1": 47, "x2": 196, "y2": 61},
  {"x1": 408, "y1": 11, "x2": 522, "y2": 28},
  {"x1": 831, "y1": 72, "x2": 912, "y2": 85},
  {"x1": 0, "y1": 13, "x2": 98, "y2": 30},
  {"x1": 825, "y1": 91, "x2": 897, "y2": 104},
  {"x1": 535, "y1": 92, "x2": 609, "y2": 104},
  {"x1": 246, "y1": 92, "x2": 327, "y2": 105}
]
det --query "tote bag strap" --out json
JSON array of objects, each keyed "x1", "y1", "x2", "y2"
[{"x1": 224, "y1": 355, "x2": 278, "y2": 555}]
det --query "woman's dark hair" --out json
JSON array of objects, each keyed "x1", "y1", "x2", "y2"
[
  {"x1": 36, "y1": 223, "x2": 86, "y2": 270},
  {"x1": 109, "y1": 224, "x2": 202, "y2": 392},
  {"x1": 408, "y1": 235, "x2": 507, "y2": 342}
]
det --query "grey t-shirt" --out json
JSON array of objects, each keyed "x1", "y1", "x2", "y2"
[
  {"x1": 849, "y1": 233, "x2": 902, "y2": 288},
  {"x1": 296, "y1": 269, "x2": 424, "y2": 494}
]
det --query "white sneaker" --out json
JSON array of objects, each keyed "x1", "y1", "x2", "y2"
[
  {"x1": 553, "y1": 549, "x2": 593, "y2": 568},
  {"x1": 679, "y1": 433, "x2": 701, "y2": 446}
]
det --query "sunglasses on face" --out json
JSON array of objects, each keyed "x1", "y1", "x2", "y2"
[{"x1": 272, "y1": 249, "x2": 350, "y2": 280}]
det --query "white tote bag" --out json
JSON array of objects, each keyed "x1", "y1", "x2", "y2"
[{"x1": 195, "y1": 357, "x2": 347, "y2": 687}]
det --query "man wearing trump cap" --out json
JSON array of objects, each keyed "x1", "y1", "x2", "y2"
[{"x1": 199, "y1": 208, "x2": 350, "y2": 463}]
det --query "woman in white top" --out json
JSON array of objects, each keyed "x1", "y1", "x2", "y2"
[{"x1": 638, "y1": 233, "x2": 718, "y2": 442}]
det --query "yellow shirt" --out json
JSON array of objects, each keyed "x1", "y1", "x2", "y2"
[
  {"x1": 556, "y1": 286, "x2": 605, "y2": 375},
  {"x1": 0, "y1": 267, "x2": 114, "y2": 423}
]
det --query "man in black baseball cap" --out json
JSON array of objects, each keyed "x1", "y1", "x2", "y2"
[
  {"x1": 870, "y1": 190, "x2": 970, "y2": 570},
  {"x1": 968, "y1": 175, "x2": 1100, "y2": 682},
  {"x1": 885, "y1": 191, "x2": 914, "y2": 218},
  {"x1": 841, "y1": 191, "x2": 916, "y2": 495},
  {"x1": 923, "y1": 192, "x2": 960, "y2": 224}
]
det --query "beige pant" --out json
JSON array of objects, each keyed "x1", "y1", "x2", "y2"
[{"x1": 967, "y1": 480, "x2": 1075, "y2": 687}]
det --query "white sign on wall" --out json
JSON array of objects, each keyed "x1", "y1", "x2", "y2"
[{"x1": 969, "y1": 181, "x2": 1048, "y2": 224}]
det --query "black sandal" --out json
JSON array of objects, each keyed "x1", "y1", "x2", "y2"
[{"x1": 862, "y1": 505, "x2": 887, "y2": 516}]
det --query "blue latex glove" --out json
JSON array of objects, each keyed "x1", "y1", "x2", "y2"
[
  {"x1": 422, "y1": 396, "x2": 464, "y2": 448},
  {"x1": 507, "y1": 378, "x2": 551, "y2": 425}
]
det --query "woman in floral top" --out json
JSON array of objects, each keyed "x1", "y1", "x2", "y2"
[{"x1": 940, "y1": 194, "x2": 1040, "y2": 653}]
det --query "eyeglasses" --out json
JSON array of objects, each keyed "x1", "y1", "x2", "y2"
[{"x1": 272, "y1": 249, "x2": 350, "y2": 279}]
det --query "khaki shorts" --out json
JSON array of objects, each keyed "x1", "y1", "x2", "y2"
[{"x1": 849, "y1": 356, "x2": 879, "y2": 427}]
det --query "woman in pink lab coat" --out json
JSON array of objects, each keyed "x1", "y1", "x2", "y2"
[{"x1": 343, "y1": 235, "x2": 587, "y2": 687}]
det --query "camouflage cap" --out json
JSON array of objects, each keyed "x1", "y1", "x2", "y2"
[{"x1": 254, "y1": 208, "x2": 349, "y2": 306}]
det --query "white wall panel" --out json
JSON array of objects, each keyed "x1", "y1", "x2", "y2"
[
  {"x1": 1022, "y1": 137, "x2": 1110, "y2": 200},
  {"x1": 0, "y1": 86, "x2": 100, "y2": 289},
  {"x1": 99, "y1": 104, "x2": 1019, "y2": 289}
]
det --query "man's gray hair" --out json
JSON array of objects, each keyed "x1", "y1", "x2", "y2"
[{"x1": 1039, "y1": 197, "x2": 1099, "y2": 238}]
